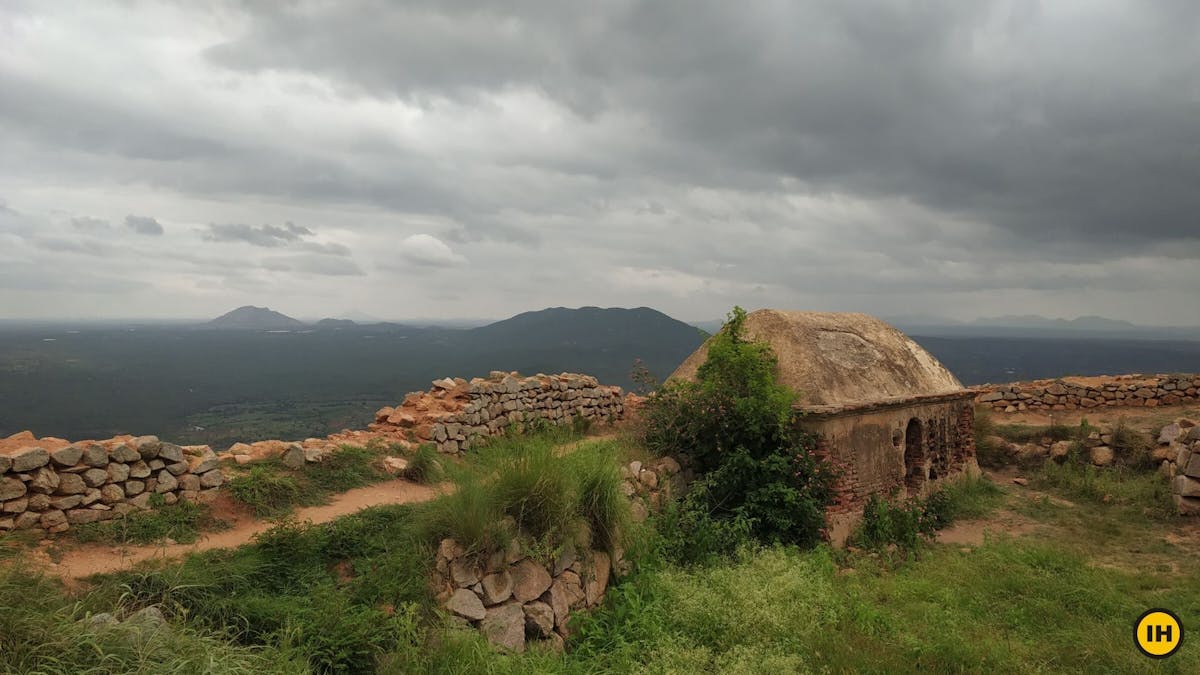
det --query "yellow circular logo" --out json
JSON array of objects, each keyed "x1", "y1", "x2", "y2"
[{"x1": 1134, "y1": 609, "x2": 1183, "y2": 659}]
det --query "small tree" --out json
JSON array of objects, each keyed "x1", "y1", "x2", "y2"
[{"x1": 641, "y1": 307, "x2": 834, "y2": 559}]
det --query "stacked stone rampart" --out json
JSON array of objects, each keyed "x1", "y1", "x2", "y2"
[
  {"x1": 433, "y1": 538, "x2": 617, "y2": 653},
  {"x1": 0, "y1": 432, "x2": 223, "y2": 533},
  {"x1": 1161, "y1": 421, "x2": 1200, "y2": 515},
  {"x1": 369, "y1": 371, "x2": 626, "y2": 454},
  {"x1": 974, "y1": 374, "x2": 1200, "y2": 413}
]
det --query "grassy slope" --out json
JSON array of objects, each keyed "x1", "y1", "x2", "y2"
[{"x1": 3, "y1": 432, "x2": 1199, "y2": 673}]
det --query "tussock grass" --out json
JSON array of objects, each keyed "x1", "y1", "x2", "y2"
[
  {"x1": 227, "y1": 444, "x2": 391, "y2": 518},
  {"x1": 402, "y1": 444, "x2": 443, "y2": 484},
  {"x1": 228, "y1": 466, "x2": 321, "y2": 518},
  {"x1": 0, "y1": 566, "x2": 305, "y2": 674},
  {"x1": 72, "y1": 498, "x2": 226, "y2": 545},
  {"x1": 1036, "y1": 460, "x2": 1174, "y2": 517},
  {"x1": 418, "y1": 430, "x2": 629, "y2": 556}
]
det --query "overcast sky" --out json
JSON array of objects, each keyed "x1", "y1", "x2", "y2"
[{"x1": 2, "y1": 1, "x2": 1199, "y2": 324}]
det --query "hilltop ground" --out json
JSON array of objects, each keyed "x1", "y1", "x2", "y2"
[{"x1": 2, "y1": 404, "x2": 1199, "y2": 673}]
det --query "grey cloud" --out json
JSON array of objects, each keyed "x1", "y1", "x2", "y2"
[
  {"x1": 125, "y1": 215, "x2": 164, "y2": 236},
  {"x1": 71, "y1": 216, "x2": 110, "y2": 231},
  {"x1": 261, "y1": 254, "x2": 365, "y2": 276},
  {"x1": 2, "y1": 1, "x2": 1200, "y2": 321},
  {"x1": 33, "y1": 236, "x2": 113, "y2": 256},
  {"x1": 0, "y1": 261, "x2": 148, "y2": 293},
  {"x1": 203, "y1": 222, "x2": 314, "y2": 247},
  {"x1": 205, "y1": 0, "x2": 1200, "y2": 257},
  {"x1": 299, "y1": 241, "x2": 352, "y2": 256},
  {"x1": 0, "y1": 71, "x2": 230, "y2": 162}
]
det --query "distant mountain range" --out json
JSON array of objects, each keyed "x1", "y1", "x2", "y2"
[{"x1": 889, "y1": 314, "x2": 1200, "y2": 340}]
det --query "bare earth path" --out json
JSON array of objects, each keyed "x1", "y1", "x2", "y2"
[{"x1": 39, "y1": 479, "x2": 441, "y2": 581}]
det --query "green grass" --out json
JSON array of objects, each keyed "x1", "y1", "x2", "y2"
[
  {"x1": 7, "y1": 428, "x2": 1196, "y2": 674},
  {"x1": 71, "y1": 498, "x2": 227, "y2": 545},
  {"x1": 418, "y1": 428, "x2": 628, "y2": 556},
  {"x1": 1034, "y1": 460, "x2": 1174, "y2": 518},
  {"x1": 402, "y1": 444, "x2": 443, "y2": 484},
  {"x1": 850, "y1": 475, "x2": 1006, "y2": 552},
  {"x1": 227, "y1": 444, "x2": 393, "y2": 518},
  {"x1": 228, "y1": 465, "x2": 323, "y2": 518},
  {"x1": 0, "y1": 565, "x2": 306, "y2": 674}
]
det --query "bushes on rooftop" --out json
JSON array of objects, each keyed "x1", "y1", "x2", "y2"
[{"x1": 639, "y1": 306, "x2": 835, "y2": 560}]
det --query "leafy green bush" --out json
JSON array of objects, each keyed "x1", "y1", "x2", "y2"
[
  {"x1": 639, "y1": 306, "x2": 835, "y2": 557},
  {"x1": 852, "y1": 477, "x2": 1003, "y2": 551},
  {"x1": 852, "y1": 494, "x2": 930, "y2": 551}
]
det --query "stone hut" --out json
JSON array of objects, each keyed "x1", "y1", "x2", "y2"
[{"x1": 671, "y1": 310, "x2": 978, "y2": 544}]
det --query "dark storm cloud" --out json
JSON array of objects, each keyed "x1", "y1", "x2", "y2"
[
  {"x1": 207, "y1": 0, "x2": 1200, "y2": 258},
  {"x1": 3, "y1": 1, "x2": 1200, "y2": 321},
  {"x1": 125, "y1": 215, "x2": 164, "y2": 236}
]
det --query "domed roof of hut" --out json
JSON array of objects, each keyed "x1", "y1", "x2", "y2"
[{"x1": 669, "y1": 309, "x2": 965, "y2": 408}]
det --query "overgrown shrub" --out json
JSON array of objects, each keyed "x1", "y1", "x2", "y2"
[
  {"x1": 852, "y1": 477, "x2": 1003, "y2": 551},
  {"x1": 639, "y1": 306, "x2": 835, "y2": 557},
  {"x1": 852, "y1": 494, "x2": 931, "y2": 551},
  {"x1": 1107, "y1": 420, "x2": 1154, "y2": 470}
]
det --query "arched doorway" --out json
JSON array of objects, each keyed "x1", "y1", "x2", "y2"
[{"x1": 904, "y1": 418, "x2": 925, "y2": 495}]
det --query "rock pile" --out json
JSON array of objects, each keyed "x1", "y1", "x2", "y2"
[
  {"x1": 0, "y1": 431, "x2": 223, "y2": 533},
  {"x1": 982, "y1": 426, "x2": 1127, "y2": 467},
  {"x1": 433, "y1": 538, "x2": 617, "y2": 653},
  {"x1": 621, "y1": 456, "x2": 690, "y2": 523},
  {"x1": 1162, "y1": 420, "x2": 1200, "y2": 514},
  {"x1": 370, "y1": 372, "x2": 627, "y2": 454},
  {"x1": 975, "y1": 374, "x2": 1200, "y2": 413}
]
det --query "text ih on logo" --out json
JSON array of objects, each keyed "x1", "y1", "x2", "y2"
[{"x1": 1134, "y1": 608, "x2": 1183, "y2": 659}]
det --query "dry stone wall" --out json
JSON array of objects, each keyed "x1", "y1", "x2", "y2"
[
  {"x1": 621, "y1": 455, "x2": 690, "y2": 524},
  {"x1": 1163, "y1": 420, "x2": 1200, "y2": 514},
  {"x1": 0, "y1": 432, "x2": 224, "y2": 533},
  {"x1": 369, "y1": 371, "x2": 627, "y2": 454},
  {"x1": 974, "y1": 374, "x2": 1200, "y2": 413},
  {"x1": 433, "y1": 538, "x2": 618, "y2": 653}
]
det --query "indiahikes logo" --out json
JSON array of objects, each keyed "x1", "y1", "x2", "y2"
[{"x1": 1134, "y1": 608, "x2": 1183, "y2": 659}]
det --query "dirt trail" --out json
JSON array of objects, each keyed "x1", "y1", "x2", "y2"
[{"x1": 41, "y1": 480, "x2": 440, "y2": 581}]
